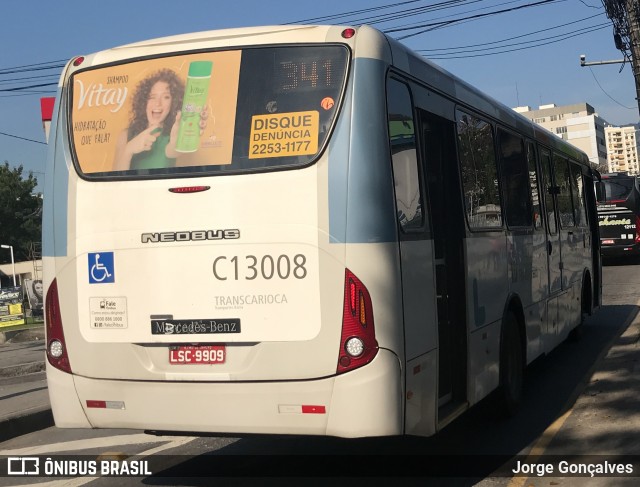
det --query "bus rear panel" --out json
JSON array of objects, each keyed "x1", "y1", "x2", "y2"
[
  {"x1": 596, "y1": 173, "x2": 640, "y2": 258},
  {"x1": 44, "y1": 24, "x2": 600, "y2": 440},
  {"x1": 44, "y1": 26, "x2": 404, "y2": 438}
]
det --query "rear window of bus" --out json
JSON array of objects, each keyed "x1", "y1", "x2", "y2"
[
  {"x1": 69, "y1": 45, "x2": 349, "y2": 179},
  {"x1": 597, "y1": 178, "x2": 634, "y2": 203}
]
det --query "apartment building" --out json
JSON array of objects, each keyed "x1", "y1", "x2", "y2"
[
  {"x1": 513, "y1": 103, "x2": 608, "y2": 170},
  {"x1": 604, "y1": 125, "x2": 640, "y2": 175}
]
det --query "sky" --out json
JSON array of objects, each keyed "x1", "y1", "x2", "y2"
[{"x1": 1, "y1": 0, "x2": 637, "y2": 192}]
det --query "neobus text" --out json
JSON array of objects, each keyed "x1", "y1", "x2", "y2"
[{"x1": 141, "y1": 229, "x2": 240, "y2": 243}]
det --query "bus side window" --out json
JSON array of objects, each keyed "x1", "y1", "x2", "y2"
[
  {"x1": 553, "y1": 155, "x2": 576, "y2": 228},
  {"x1": 387, "y1": 78, "x2": 424, "y2": 233},
  {"x1": 497, "y1": 128, "x2": 531, "y2": 228},
  {"x1": 526, "y1": 141, "x2": 543, "y2": 230},
  {"x1": 570, "y1": 162, "x2": 588, "y2": 227},
  {"x1": 456, "y1": 110, "x2": 502, "y2": 229},
  {"x1": 540, "y1": 150, "x2": 558, "y2": 235}
]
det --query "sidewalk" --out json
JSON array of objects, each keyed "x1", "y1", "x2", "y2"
[{"x1": 0, "y1": 325, "x2": 52, "y2": 443}]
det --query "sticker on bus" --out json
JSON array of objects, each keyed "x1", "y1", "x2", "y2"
[
  {"x1": 249, "y1": 111, "x2": 319, "y2": 159},
  {"x1": 89, "y1": 297, "x2": 128, "y2": 329},
  {"x1": 88, "y1": 252, "x2": 115, "y2": 284}
]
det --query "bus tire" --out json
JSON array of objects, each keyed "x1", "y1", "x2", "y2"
[{"x1": 497, "y1": 311, "x2": 524, "y2": 418}]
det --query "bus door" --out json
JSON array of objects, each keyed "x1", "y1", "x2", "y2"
[
  {"x1": 387, "y1": 78, "x2": 467, "y2": 435},
  {"x1": 418, "y1": 108, "x2": 467, "y2": 425},
  {"x1": 553, "y1": 156, "x2": 584, "y2": 338},
  {"x1": 388, "y1": 78, "x2": 439, "y2": 436},
  {"x1": 539, "y1": 149, "x2": 562, "y2": 348},
  {"x1": 568, "y1": 162, "x2": 591, "y2": 279}
]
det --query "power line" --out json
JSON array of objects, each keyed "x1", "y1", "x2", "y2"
[
  {"x1": 0, "y1": 131, "x2": 46, "y2": 145},
  {"x1": 285, "y1": 0, "x2": 429, "y2": 24},
  {"x1": 387, "y1": 0, "x2": 565, "y2": 39},
  {"x1": 426, "y1": 23, "x2": 610, "y2": 58},
  {"x1": 588, "y1": 66, "x2": 636, "y2": 109},
  {"x1": 0, "y1": 73, "x2": 59, "y2": 85},
  {"x1": 420, "y1": 22, "x2": 610, "y2": 56},
  {"x1": 332, "y1": 0, "x2": 478, "y2": 26},
  {"x1": 0, "y1": 82, "x2": 58, "y2": 93},
  {"x1": 0, "y1": 90, "x2": 56, "y2": 98},
  {"x1": 0, "y1": 60, "x2": 66, "y2": 75},
  {"x1": 382, "y1": 0, "x2": 529, "y2": 32},
  {"x1": 419, "y1": 13, "x2": 605, "y2": 52}
]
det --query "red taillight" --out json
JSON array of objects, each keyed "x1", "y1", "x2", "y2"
[
  {"x1": 635, "y1": 216, "x2": 640, "y2": 243},
  {"x1": 45, "y1": 279, "x2": 72, "y2": 373},
  {"x1": 337, "y1": 269, "x2": 378, "y2": 374},
  {"x1": 349, "y1": 278, "x2": 356, "y2": 313}
]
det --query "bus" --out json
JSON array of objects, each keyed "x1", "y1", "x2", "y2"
[
  {"x1": 596, "y1": 172, "x2": 640, "y2": 258},
  {"x1": 43, "y1": 24, "x2": 601, "y2": 438}
]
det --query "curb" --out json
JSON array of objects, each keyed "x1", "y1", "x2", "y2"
[
  {"x1": 0, "y1": 408, "x2": 54, "y2": 443},
  {"x1": 0, "y1": 361, "x2": 46, "y2": 378},
  {"x1": 0, "y1": 325, "x2": 45, "y2": 345},
  {"x1": 0, "y1": 325, "x2": 51, "y2": 443}
]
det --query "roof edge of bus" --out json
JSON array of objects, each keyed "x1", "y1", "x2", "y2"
[{"x1": 110, "y1": 25, "x2": 356, "y2": 51}]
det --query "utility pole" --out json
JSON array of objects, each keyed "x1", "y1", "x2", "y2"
[
  {"x1": 625, "y1": 0, "x2": 640, "y2": 116},
  {"x1": 601, "y1": 0, "x2": 640, "y2": 117}
]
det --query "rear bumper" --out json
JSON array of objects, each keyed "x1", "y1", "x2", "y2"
[
  {"x1": 600, "y1": 242, "x2": 640, "y2": 258},
  {"x1": 48, "y1": 349, "x2": 403, "y2": 438}
]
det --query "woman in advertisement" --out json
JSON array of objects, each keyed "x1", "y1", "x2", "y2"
[{"x1": 113, "y1": 69, "x2": 186, "y2": 170}]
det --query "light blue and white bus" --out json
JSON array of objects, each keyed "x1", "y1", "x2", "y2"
[{"x1": 43, "y1": 24, "x2": 601, "y2": 438}]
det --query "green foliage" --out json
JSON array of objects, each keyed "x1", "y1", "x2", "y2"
[{"x1": 0, "y1": 162, "x2": 42, "y2": 264}]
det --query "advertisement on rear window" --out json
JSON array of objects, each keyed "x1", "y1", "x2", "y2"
[{"x1": 71, "y1": 51, "x2": 241, "y2": 173}]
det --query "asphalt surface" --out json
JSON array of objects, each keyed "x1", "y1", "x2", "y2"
[
  {"x1": 0, "y1": 298, "x2": 639, "y2": 485},
  {"x1": 0, "y1": 325, "x2": 50, "y2": 443}
]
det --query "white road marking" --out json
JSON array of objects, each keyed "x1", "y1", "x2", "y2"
[
  {"x1": 0, "y1": 432, "x2": 192, "y2": 456},
  {"x1": 2, "y1": 434, "x2": 198, "y2": 486}
]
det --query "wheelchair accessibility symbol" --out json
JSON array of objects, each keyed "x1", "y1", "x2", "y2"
[{"x1": 88, "y1": 252, "x2": 115, "y2": 284}]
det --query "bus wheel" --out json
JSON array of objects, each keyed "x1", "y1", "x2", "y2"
[{"x1": 497, "y1": 311, "x2": 524, "y2": 418}]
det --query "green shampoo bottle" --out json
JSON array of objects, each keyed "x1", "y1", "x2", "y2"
[{"x1": 175, "y1": 60, "x2": 213, "y2": 153}]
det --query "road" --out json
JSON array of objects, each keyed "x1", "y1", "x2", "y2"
[{"x1": 0, "y1": 261, "x2": 638, "y2": 486}]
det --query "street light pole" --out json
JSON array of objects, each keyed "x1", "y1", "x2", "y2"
[{"x1": 1, "y1": 245, "x2": 16, "y2": 287}]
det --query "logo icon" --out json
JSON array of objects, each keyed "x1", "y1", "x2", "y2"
[
  {"x1": 8, "y1": 457, "x2": 39, "y2": 475},
  {"x1": 88, "y1": 252, "x2": 115, "y2": 284}
]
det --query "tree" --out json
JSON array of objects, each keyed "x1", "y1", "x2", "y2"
[{"x1": 0, "y1": 162, "x2": 42, "y2": 264}]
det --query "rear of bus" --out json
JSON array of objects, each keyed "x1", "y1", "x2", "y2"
[
  {"x1": 596, "y1": 173, "x2": 640, "y2": 258},
  {"x1": 43, "y1": 26, "x2": 405, "y2": 438}
]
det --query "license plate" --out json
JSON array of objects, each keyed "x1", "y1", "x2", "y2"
[{"x1": 169, "y1": 345, "x2": 225, "y2": 364}]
